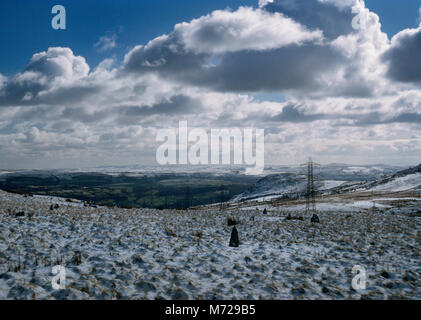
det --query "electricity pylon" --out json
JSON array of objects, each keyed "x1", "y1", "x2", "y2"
[{"x1": 299, "y1": 157, "x2": 321, "y2": 215}]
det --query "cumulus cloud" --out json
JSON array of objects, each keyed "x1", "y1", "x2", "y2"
[
  {"x1": 123, "y1": 0, "x2": 390, "y2": 97},
  {"x1": 123, "y1": 4, "x2": 326, "y2": 85},
  {"x1": 0, "y1": 74, "x2": 6, "y2": 97},
  {"x1": 262, "y1": 0, "x2": 357, "y2": 40},
  {"x1": 175, "y1": 7, "x2": 323, "y2": 54},
  {"x1": 123, "y1": 14, "x2": 338, "y2": 93},
  {"x1": 192, "y1": 43, "x2": 345, "y2": 92},
  {"x1": 0, "y1": 73, "x2": 6, "y2": 86},
  {"x1": 0, "y1": 47, "x2": 90, "y2": 106},
  {"x1": 382, "y1": 24, "x2": 421, "y2": 83},
  {"x1": 240, "y1": 91, "x2": 421, "y2": 127},
  {"x1": 26, "y1": 47, "x2": 89, "y2": 80}
]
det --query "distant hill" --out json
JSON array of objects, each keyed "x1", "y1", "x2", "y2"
[
  {"x1": 231, "y1": 163, "x2": 402, "y2": 202},
  {"x1": 329, "y1": 163, "x2": 421, "y2": 194}
]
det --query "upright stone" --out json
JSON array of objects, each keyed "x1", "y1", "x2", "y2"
[
  {"x1": 311, "y1": 214, "x2": 320, "y2": 223},
  {"x1": 229, "y1": 226, "x2": 240, "y2": 247},
  {"x1": 263, "y1": 208, "x2": 267, "y2": 215}
]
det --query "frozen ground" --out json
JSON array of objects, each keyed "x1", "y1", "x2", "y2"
[
  {"x1": 0, "y1": 189, "x2": 420, "y2": 300},
  {"x1": 370, "y1": 173, "x2": 421, "y2": 192}
]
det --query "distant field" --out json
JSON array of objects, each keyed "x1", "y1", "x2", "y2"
[{"x1": 0, "y1": 173, "x2": 258, "y2": 209}]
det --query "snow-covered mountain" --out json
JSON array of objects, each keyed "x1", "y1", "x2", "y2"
[{"x1": 232, "y1": 164, "x2": 419, "y2": 202}]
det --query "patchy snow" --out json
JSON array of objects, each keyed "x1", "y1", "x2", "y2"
[
  {"x1": 373, "y1": 198, "x2": 421, "y2": 201},
  {"x1": 351, "y1": 201, "x2": 390, "y2": 209},
  {"x1": 32, "y1": 195, "x2": 86, "y2": 208},
  {"x1": 272, "y1": 201, "x2": 390, "y2": 213},
  {"x1": 370, "y1": 173, "x2": 421, "y2": 192},
  {"x1": 0, "y1": 171, "x2": 15, "y2": 176},
  {"x1": 321, "y1": 180, "x2": 347, "y2": 190},
  {"x1": 0, "y1": 189, "x2": 420, "y2": 300},
  {"x1": 343, "y1": 167, "x2": 372, "y2": 174}
]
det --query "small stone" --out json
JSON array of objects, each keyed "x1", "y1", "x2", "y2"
[
  {"x1": 15, "y1": 211, "x2": 25, "y2": 217},
  {"x1": 172, "y1": 288, "x2": 189, "y2": 300},
  {"x1": 322, "y1": 286, "x2": 330, "y2": 294},
  {"x1": 136, "y1": 280, "x2": 156, "y2": 292},
  {"x1": 311, "y1": 214, "x2": 320, "y2": 223},
  {"x1": 403, "y1": 272, "x2": 416, "y2": 282},
  {"x1": 131, "y1": 253, "x2": 144, "y2": 265},
  {"x1": 71, "y1": 251, "x2": 82, "y2": 265},
  {"x1": 380, "y1": 270, "x2": 390, "y2": 279}
]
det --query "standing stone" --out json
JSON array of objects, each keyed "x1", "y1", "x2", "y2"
[
  {"x1": 263, "y1": 208, "x2": 267, "y2": 215},
  {"x1": 229, "y1": 226, "x2": 240, "y2": 247},
  {"x1": 311, "y1": 214, "x2": 320, "y2": 223}
]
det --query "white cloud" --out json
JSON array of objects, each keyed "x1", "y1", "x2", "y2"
[
  {"x1": 258, "y1": 0, "x2": 273, "y2": 7},
  {"x1": 94, "y1": 34, "x2": 117, "y2": 52},
  {"x1": 0, "y1": 47, "x2": 90, "y2": 106},
  {"x1": 175, "y1": 6, "x2": 323, "y2": 54},
  {"x1": 27, "y1": 47, "x2": 89, "y2": 80},
  {"x1": 0, "y1": 73, "x2": 6, "y2": 91},
  {"x1": 123, "y1": 0, "x2": 392, "y2": 97},
  {"x1": 382, "y1": 24, "x2": 421, "y2": 84}
]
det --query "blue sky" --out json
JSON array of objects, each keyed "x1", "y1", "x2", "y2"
[
  {"x1": 0, "y1": 0, "x2": 420, "y2": 76},
  {"x1": 0, "y1": 0, "x2": 257, "y2": 75}
]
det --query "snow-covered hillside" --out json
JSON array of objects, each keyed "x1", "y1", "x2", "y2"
[
  {"x1": 0, "y1": 189, "x2": 420, "y2": 300},
  {"x1": 232, "y1": 173, "x2": 307, "y2": 202},
  {"x1": 331, "y1": 164, "x2": 421, "y2": 194},
  {"x1": 370, "y1": 173, "x2": 421, "y2": 192},
  {"x1": 233, "y1": 164, "x2": 420, "y2": 203}
]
